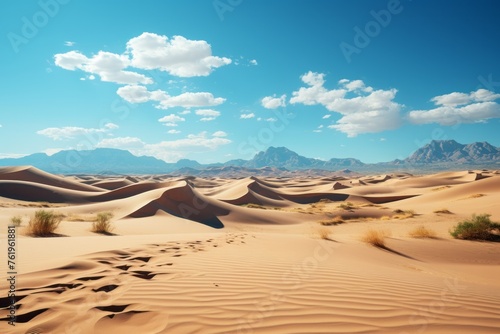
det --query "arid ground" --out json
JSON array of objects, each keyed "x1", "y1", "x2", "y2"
[{"x1": 1, "y1": 166, "x2": 500, "y2": 333}]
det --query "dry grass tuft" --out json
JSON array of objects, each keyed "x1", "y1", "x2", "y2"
[
  {"x1": 432, "y1": 186, "x2": 451, "y2": 191},
  {"x1": 467, "y1": 193, "x2": 485, "y2": 199},
  {"x1": 27, "y1": 210, "x2": 63, "y2": 237},
  {"x1": 317, "y1": 227, "x2": 331, "y2": 240},
  {"x1": 242, "y1": 203, "x2": 267, "y2": 210},
  {"x1": 393, "y1": 209, "x2": 416, "y2": 219},
  {"x1": 339, "y1": 201, "x2": 355, "y2": 211},
  {"x1": 319, "y1": 216, "x2": 344, "y2": 226},
  {"x1": 434, "y1": 208, "x2": 453, "y2": 214},
  {"x1": 91, "y1": 212, "x2": 114, "y2": 235},
  {"x1": 361, "y1": 229, "x2": 389, "y2": 247},
  {"x1": 409, "y1": 225, "x2": 437, "y2": 238},
  {"x1": 380, "y1": 215, "x2": 391, "y2": 221},
  {"x1": 10, "y1": 216, "x2": 23, "y2": 227}
]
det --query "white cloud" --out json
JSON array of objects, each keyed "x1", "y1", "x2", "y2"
[
  {"x1": 408, "y1": 89, "x2": 500, "y2": 126},
  {"x1": 178, "y1": 110, "x2": 191, "y2": 115},
  {"x1": 291, "y1": 71, "x2": 402, "y2": 137},
  {"x1": 261, "y1": 94, "x2": 286, "y2": 109},
  {"x1": 240, "y1": 113, "x2": 255, "y2": 119},
  {"x1": 212, "y1": 131, "x2": 227, "y2": 137},
  {"x1": 195, "y1": 109, "x2": 220, "y2": 121},
  {"x1": 250, "y1": 59, "x2": 258, "y2": 65},
  {"x1": 97, "y1": 132, "x2": 231, "y2": 162},
  {"x1": 168, "y1": 129, "x2": 181, "y2": 134},
  {"x1": 158, "y1": 114, "x2": 185, "y2": 124},
  {"x1": 55, "y1": 33, "x2": 231, "y2": 84},
  {"x1": 265, "y1": 118, "x2": 277, "y2": 122},
  {"x1": 313, "y1": 129, "x2": 322, "y2": 133},
  {"x1": 322, "y1": 114, "x2": 331, "y2": 119},
  {"x1": 64, "y1": 41, "x2": 75, "y2": 46},
  {"x1": 126, "y1": 32, "x2": 232, "y2": 77},
  {"x1": 54, "y1": 51, "x2": 153, "y2": 85},
  {"x1": 116, "y1": 85, "x2": 225, "y2": 109},
  {"x1": 37, "y1": 123, "x2": 119, "y2": 140}
]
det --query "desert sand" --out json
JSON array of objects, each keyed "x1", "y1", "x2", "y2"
[{"x1": 1, "y1": 166, "x2": 500, "y2": 333}]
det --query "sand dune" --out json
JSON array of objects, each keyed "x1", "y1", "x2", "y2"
[{"x1": 1, "y1": 167, "x2": 499, "y2": 333}]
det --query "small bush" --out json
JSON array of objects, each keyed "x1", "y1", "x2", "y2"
[
  {"x1": 10, "y1": 216, "x2": 23, "y2": 227},
  {"x1": 450, "y1": 214, "x2": 500, "y2": 241},
  {"x1": 27, "y1": 210, "x2": 63, "y2": 237},
  {"x1": 409, "y1": 226, "x2": 437, "y2": 238},
  {"x1": 317, "y1": 227, "x2": 331, "y2": 240},
  {"x1": 434, "y1": 208, "x2": 453, "y2": 214},
  {"x1": 243, "y1": 203, "x2": 266, "y2": 210},
  {"x1": 319, "y1": 216, "x2": 344, "y2": 226},
  {"x1": 393, "y1": 209, "x2": 416, "y2": 219},
  {"x1": 339, "y1": 202, "x2": 355, "y2": 210},
  {"x1": 92, "y1": 212, "x2": 114, "y2": 234},
  {"x1": 361, "y1": 229, "x2": 389, "y2": 248}
]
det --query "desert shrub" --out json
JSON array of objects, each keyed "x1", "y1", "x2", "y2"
[
  {"x1": 92, "y1": 212, "x2": 114, "y2": 234},
  {"x1": 409, "y1": 226, "x2": 437, "y2": 238},
  {"x1": 10, "y1": 216, "x2": 22, "y2": 227},
  {"x1": 243, "y1": 203, "x2": 266, "y2": 210},
  {"x1": 361, "y1": 229, "x2": 389, "y2": 247},
  {"x1": 434, "y1": 208, "x2": 453, "y2": 214},
  {"x1": 317, "y1": 227, "x2": 331, "y2": 240},
  {"x1": 450, "y1": 214, "x2": 500, "y2": 241},
  {"x1": 339, "y1": 202, "x2": 355, "y2": 210},
  {"x1": 319, "y1": 216, "x2": 344, "y2": 226},
  {"x1": 393, "y1": 209, "x2": 416, "y2": 219},
  {"x1": 27, "y1": 210, "x2": 63, "y2": 236}
]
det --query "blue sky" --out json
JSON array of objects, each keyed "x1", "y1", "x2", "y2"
[{"x1": 2, "y1": 0, "x2": 500, "y2": 163}]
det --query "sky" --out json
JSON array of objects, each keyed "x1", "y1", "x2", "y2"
[{"x1": 2, "y1": 0, "x2": 500, "y2": 164}]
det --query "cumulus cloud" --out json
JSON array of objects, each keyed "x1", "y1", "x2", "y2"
[
  {"x1": 55, "y1": 33, "x2": 231, "y2": 85},
  {"x1": 37, "y1": 123, "x2": 119, "y2": 140},
  {"x1": 408, "y1": 89, "x2": 500, "y2": 125},
  {"x1": 54, "y1": 51, "x2": 153, "y2": 85},
  {"x1": 290, "y1": 71, "x2": 402, "y2": 137},
  {"x1": 126, "y1": 32, "x2": 232, "y2": 77},
  {"x1": 116, "y1": 85, "x2": 225, "y2": 109},
  {"x1": 322, "y1": 114, "x2": 331, "y2": 119},
  {"x1": 64, "y1": 41, "x2": 75, "y2": 47},
  {"x1": 158, "y1": 114, "x2": 185, "y2": 126},
  {"x1": 212, "y1": 131, "x2": 227, "y2": 137},
  {"x1": 240, "y1": 113, "x2": 255, "y2": 119},
  {"x1": 261, "y1": 94, "x2": 286, "y2": 109},
  {"x1": 168, "y1": 129, "x2": 181, "y2": 134},
  {"x1": 250, "y1": 59, "x2": 258, "y2": 66},
  {"x1": 195, "y1": 109, "x2": 220, "y2": 121},
  {"x1": 97, "y1": 132, "x2": 231, "y2": 162}
]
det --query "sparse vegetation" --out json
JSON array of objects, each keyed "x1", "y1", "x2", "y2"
[
  {"x1": 467, "y1": 193, "x2": 485, "y2": 199},
  {"x1": 317, "y1": 227, "x2": 331, "y2": 240},
  {"x1": 91, "y1": 212, "x2": 114, "y2": 235},
  {"x1": 10, "y1": 216, "x2": 23, "y2": 227},
  {"x1": 432, "y1": 186, "x2": 451, "y2": 191},
  {"x1": 319, "y1": 216, "x2": 344, "y2": 226},
  {"x1": 392, "y1": 209, "x2": 416, "y2": 219},
  {"x1": 339, "y1": 202, "x2": 355, "y2": 211},
  {"x1": 242, "y1": 203, "x2": 267, "y2": 210},
  {"x1": 380, "y1": 215, "x2": 391, "y2": 221},
  {"x1": 409, "y1": 226, "x2": 437, "y2": 239},
  {"x1": 27, "y1": 210, "x2": 63, "y2": 237},
  {"x1": 449, "y1": 214, "x2": 500, "y2": 241},
  {"x1": 361, "y1": 229, "x2": 390, "y2": 247},
  {"x1": 434, "y1": 208, "x2": 453, "y2": 214}
]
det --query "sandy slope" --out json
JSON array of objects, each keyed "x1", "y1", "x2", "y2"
[{"x1": 0, "y1": 168, "x2": 499, "y2": 333}]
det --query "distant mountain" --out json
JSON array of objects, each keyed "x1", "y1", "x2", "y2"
[
  {"x1": 0, "y1": 141, "x2": 498, "y2": 175},
  {"x1": 243, "y1": 147, "x2": 364, "y2": 169},
  {"x1": 405, "y1": 140, "x2": 500, "y2": 164},
  {"x1": 0, "y1": 148, "x2": 171, "y2": 174}
]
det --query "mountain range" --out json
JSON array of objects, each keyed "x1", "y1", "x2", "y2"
[{"x1": 0, "y1": 140, "x2": 498, "y2": 175}]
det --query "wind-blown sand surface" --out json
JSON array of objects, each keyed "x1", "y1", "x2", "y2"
[{"x1": 1, "y1": 166, "x2": 500, "y2": 333}]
